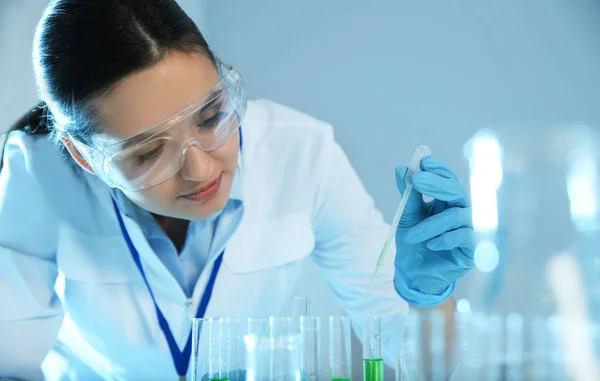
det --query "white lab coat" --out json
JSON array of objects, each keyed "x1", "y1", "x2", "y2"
[{"x1": 0, "y1": 99, "x2": 408, "y2": 381}]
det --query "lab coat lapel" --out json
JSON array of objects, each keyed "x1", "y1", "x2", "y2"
[
  {"x1": 84, "y1": 173, "x2": 191, "y2": 345},
  {"x1": 119, "y1": 211, "x2": 194, "y2": 347},
  {"x1": 119, "y1": 213, "x2": 188, "y2": 303},
  {"x1": 84, "y1": 172, "x2": 187, "y2": 302}
]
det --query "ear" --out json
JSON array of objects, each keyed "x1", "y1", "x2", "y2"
[{"x1": 61, "y1": 137, "x2": 96, "y2": 175}]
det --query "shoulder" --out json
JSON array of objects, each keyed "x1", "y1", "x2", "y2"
[
  {"x1": 0, "y1": 132, "x2": 68, "y2": 250},
  {"x1": 246, "y1": 98, "x2": 334, "y2": 145},
  {"x1": 2, "y1": 131, "x2": 81, "y2": 190},
  {"x1": 1, "y1": 132, "x2": 96, "y2": 226},
  {"x1": 239, "y1": 100, "x2": 338, "y2": 215},
  {"x1": 243, "y1": 99, "x2": 336, "y2": 169}
]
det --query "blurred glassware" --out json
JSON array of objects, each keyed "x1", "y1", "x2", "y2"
[{"x1": 462, "y1": 124, "x2": 600, "y2": 319}]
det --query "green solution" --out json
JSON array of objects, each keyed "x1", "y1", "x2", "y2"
[
  {"x1": 363, "y1": 358, "x2": 384, "y2": 381},
  {"x1": 209, "y1": 378, "x2": 230, "y2": 381},
  {"x1": 331, "y1": 378, "x2": 352, "y2": 381}
]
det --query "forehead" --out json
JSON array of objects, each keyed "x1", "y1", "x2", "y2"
[{"x1": 94, "y1": 52, "x2": 219, "y2": 144}]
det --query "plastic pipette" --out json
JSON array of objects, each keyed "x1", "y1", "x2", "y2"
[{"x1": 368, "y1": 145, "x2": 431, "y2": 295}]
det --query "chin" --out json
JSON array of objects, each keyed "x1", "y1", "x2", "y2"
[{"x1": 183, "y1": 190, "x2": 229, "y2": 220}]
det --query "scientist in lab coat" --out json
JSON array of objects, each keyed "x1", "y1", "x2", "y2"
[{"x1": 0, "y1": 1, "x2": 474, "y2": 380}]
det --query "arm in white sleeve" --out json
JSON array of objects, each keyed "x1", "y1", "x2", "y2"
[
  {"x1": 0, "y1": 133, "x2": 63, "y2": 381},
  {"x1": 310, "y1": 126, "x2": 406, "y2": 367}
]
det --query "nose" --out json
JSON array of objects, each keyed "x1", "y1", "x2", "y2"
[{"x1": 179, "y1": 145, "x2": 214, "y2": 182}]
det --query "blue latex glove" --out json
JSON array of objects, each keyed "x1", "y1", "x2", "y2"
[{"x1": 393, "y1": 155, "x2": 474, "y2": 307}]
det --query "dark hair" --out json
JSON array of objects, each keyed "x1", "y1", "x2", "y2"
[{"x1": 6, "y1": 0, "x2": 213, "y2": 149}]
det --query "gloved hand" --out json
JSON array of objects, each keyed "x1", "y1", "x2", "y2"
[{"x1": 393, "y1": 155, "x2": 474, "y2": 307}]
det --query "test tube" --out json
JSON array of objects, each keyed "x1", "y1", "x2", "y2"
[
  {"x1": 190, "y1": 318, "x2": 202, "y2": 381},
  {"x1": 299, "y1": 316, "x2": 321, "y2": 381},
  {"x1": 456, "y1": 313, "x2": 486, "y2": 380},
  {"x1": 530, "y1": 316, "x2": 548, "y2": 381},
  {"x1": 242, "y1": 318, "x2": 268, "y2": 381},
  {"x1": 449, "y1": 309, "x2": 471, "y2": 381},
  {"x1": 191, "y1": 317, "x2": 237, "y2": 381},
  {"x1": 293, "y1": 296, "x2": 311, "y2": 319},
  {"x1": 505, "y1": 313, "x2": 524, "y2": 381},
  {"x1": 244, "y1": 334, "x2": 269, "y2": 381},
  {"x1": 291, "y1": 296, "x2": 310, "y2": 336},
  {"x1": 270, "y1": 317, "x2": 301, "y2": 380},
  {"x1": 485, "y1": 314, "x2": 503, "y2": 381},
  {"x1": 396, "y1": 311, "x2": 424, "y2": 381},
  {"x1": 428, "y1": 311, "x2": 446, "y2": 381},
  {"x1": 238, "y1": 318, "x2": 269, "y2": 378},
  {"x1": 546, "y1": 316, "x2": 566, "y2": 380},
  {"x1": 246, "y1": 317, "x2": 269, "y2": 337},
  {"x1": 245, "y1": 317, "x2": 301, "y2": 381},
  {"x1": 363, "y1": 316, "x2": 384, "y2": 381},
  {"x1": 329, "y1": 316, "x2": 352, "y2": 381}
]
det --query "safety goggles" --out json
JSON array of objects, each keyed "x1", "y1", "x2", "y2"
[{"x1": 72, "y1": 58, "x2": 247, "y2": 191}]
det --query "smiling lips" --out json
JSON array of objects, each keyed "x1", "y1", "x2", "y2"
[{"x1": 180, "y1": 173, "x2": 222, "y2": 202}]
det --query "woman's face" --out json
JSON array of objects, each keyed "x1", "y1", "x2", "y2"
[{"x1": 87, "y1": 52, "x2": 239, "y2": 220}]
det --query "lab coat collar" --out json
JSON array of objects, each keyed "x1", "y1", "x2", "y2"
[{"x1": 229, "y1": 161, "x2": 243, "y2": 202}]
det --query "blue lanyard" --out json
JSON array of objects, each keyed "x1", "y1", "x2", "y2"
[{"x1": 112, "y1": 198, "x2": 223, "y2": 379}]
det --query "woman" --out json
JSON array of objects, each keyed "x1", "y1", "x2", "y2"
[{"x1": 0, "y1": 0, "x2": 474, "y2": 380}]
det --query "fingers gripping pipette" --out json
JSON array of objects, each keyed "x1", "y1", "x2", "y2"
[{"x1": 367, "y1": 145, "x2": 431, "y2": 295}]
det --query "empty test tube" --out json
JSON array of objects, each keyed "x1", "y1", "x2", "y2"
[
  {"x1": 299, "y1": 316, "x2": 321, "y2": 381},
  {"x1": 329, "y1": 316, "x2": 352, "y2": 381},
  {"x1": 428, "y1": 311, "x2": 446, "y2": 381},
  {"x1": 396, "y1": 311, "x2": 424, "y2": 381}
]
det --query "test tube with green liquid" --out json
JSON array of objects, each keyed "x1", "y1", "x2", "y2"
[
  {"x1": 329, "y1": 316, "x2": 352, "y2": 381},
  {"x1": 363, "y1": 316, "x2": 384, "y2": 381}
]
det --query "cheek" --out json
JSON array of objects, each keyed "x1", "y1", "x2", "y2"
[
  {"x1": 211, "y1": 132, "x2": 240, "y2": 169},
  {"x1": 123, "y1": 181, "x2": 179, "y2": 213}
]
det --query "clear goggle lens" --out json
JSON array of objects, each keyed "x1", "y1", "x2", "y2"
[{"x1": 76, "y1": 58, "x2": 246, "y2": 191}]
